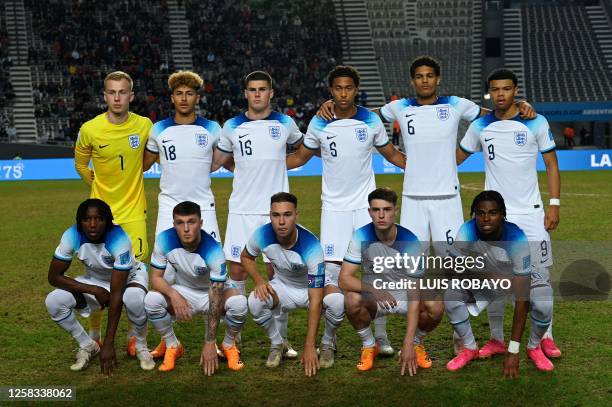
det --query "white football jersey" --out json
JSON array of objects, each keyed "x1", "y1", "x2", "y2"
[
  {"x1": 146, "y1": 117, "x2": 221, "y2": 210},
  {"x1": 54, "y1": 224, "x2": 136, "y2": 282},
  {"x1": 380, "y1": 96, "x2": 480, "y2": 196},
  {"x1": 217, "y1": 112, "x2": 303, "y2": 214},
  {"x1": 245, "y1": 223, "x2": 325, "y2": 289},
  {"x1": 304, "y1": 106, "x2": 389, "y2": 210},
  {"x1": 150, "y1": 228, "x2": 227, "y2": 290},
  {"x1": 460, "y1": 113, "x2": 556, "y2": 214}
]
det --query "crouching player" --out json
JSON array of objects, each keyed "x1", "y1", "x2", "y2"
[
  {"x1": 144, "y1": 202, "x2": 247, "y2": 374},
  {"x1": 445, "y1": 191, "x2": 552, "y2": 377},
  {"x1": 339, "y1": 188, "x2": 426, "y2": 375},
  {"x1": 244, "y1": 192, "x2": 325, "y2": 376},
  {"x1": 45, "y1": 199, "x2": 151, "y2": 373}
]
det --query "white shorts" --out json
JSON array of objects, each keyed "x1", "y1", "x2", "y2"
[
  {"x1": 506, "y1": 210, "x2": 553, "y2": 267},
  {"x1": 75, "y1": 263, "x2": 148, "y2": 317},
  {"x1": 270, "y1": 278, "x2": 309, "y2": 314},
  {"x1": 321, "y1": 208, "x2": 371, "y2": 262},
  {"x1": 224, "y1": 213, "x2": 270, "y2": 263},
  {"x1": 155, "y1": 197, "x2": 221, "y2": 241},
  {"x1": 324, "y1": 264, "x2": 340, "y2": 287},
  {"x1": 400, "y1": 194, "x2": 464, "y2": 253},
  {"x1": 375, "y1": 290, "x2": 409, "y2": 318},
  {"x1": 172, "y1": 284, "x2": 210, "y2": 315}
]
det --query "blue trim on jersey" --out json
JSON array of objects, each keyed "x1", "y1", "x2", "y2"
[
  {"x1": 374, "y1": 140, "x2": 390, "y2": 148},
  {"x1": 197, "y1": 230, "x2": 228, "y2": 281},
  {"x1": 253, "y1": 223, "x2": 278, "y2": 251},
  {"x1": 541, "y1": 146, "x2": 556, "y2": 153},
  {"x1": 288, "y1": 134, "x2": 304, "y2": 146},
  {"x1": 303, "y1": 143, "x2": 320, "y2": 151},
  {"x1": 105, "y1": 225, "x2": 131, "y2": 254},
  {"x1": 65, "y1": 224, "x2": 84, "y2": 252},
  {"x1": 510, "y1": 113, "x2": 547, "y2": 134},
  {"x1": 216, "y1": 145, "x2": 233, "y2": 154},
  {"x1": 53, "y1": 254, "x2": 72, "y2": 262},
  {"x1": 343, "y1": 257, "x2": 361, "y2": 265},
  {"x1": 403, "y1": 96, "x2": 452, "y2": 107},
  {"x1": 309, "y1": 115, "x2": 329, "y2": 132},
  {"x1": 225, "y1": 113, "x2": 250, "y2": 131},
  {"x1": 291, "y1": 225, "x2": 324, "y2": 268},
  {"x1": 155, "y1": 228, "x2": 184, "y2": 256},
  {"x1": 151, "y1": 117, "x2": 176, "y2": 138},
  {"x1": 459, "y1": 219, "x2": 527, "y2": 243},
  {"x1": 459, "y1": 144, "x2": 475, "y2": 154},
  {"x1": 195, "y1": 117, "x2": 222, "y2": 135}
]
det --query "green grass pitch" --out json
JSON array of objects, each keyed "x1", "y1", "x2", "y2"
[{"x1": 0, "y1": 171, "x2": 610, "y2": 405}]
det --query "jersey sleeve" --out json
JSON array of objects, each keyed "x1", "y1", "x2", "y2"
[
  {"x1": 306, "y1": 245, "x2": 325, "y2": 289},
  {"x1": 210, "y1": 121, "x2": 222, "y2": 149},
  {"x1": 344, "y1": 231, "x2": 363, "y2": 264},
  {"x1": 107, "y1": 228, "x2": 135, "y2": 271},
  {"x1": 459, "y1": 122, "x2": 482, "y2": 154},
  {"x1": 452, "y1": 96, "x2": 481, "y2": 122},
  {"x1": 150, "y1": 238, "x2": 168, "y2": 270},
  {"x1": 372, "y1": 114, "x2": 390, "y2": 147},
  {"x1": 217, "y1": 123, "x2": 234, "y2": 154},
  {"x1": 146, "y1": 124, "x2": 160, "y2": 153},
  {"x1": 508, "y1": 233, "x2": 533, "y2": 276},
  {"x1": 379, "y1": 100, "x2": 398, "y2": 123},
  {"x1": 285, "y1": 117, "x2": 303, "y2": 145},
  {"x1": 303, "y1": 121, "x2": 321, "y2": 150},
  {"x1": 203, "y1": 236, "x2": 228, "y2": 282},
  {"x1": 53, "y1": 225, "x2": 78, "y2": 262},
  {"x1": 535, "y1": 116, "x2": 556, "y2": 153},
  {"x1": 74, "y1": 125, "x2": 92, "y2": 152},
  {"x1": 244, "y1": 231, "x2": 262, "y2": 258}
]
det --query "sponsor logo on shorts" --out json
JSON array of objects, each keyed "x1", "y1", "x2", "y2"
[
  {"x1": 231, "y1": 245, "x2": 241, "y2": 258},
  {"x1": 128, "y1": 134, "x2": 140, "y2": 149},
  {"x1": 195, "y1": 133, "x2": 208, "y2": 148},
  {"x1": 325, "y1": 244, "x2": 334, "y2": 256},
  {"x1": 269, "y1": 126, "x2": 281, "y2": 140}
]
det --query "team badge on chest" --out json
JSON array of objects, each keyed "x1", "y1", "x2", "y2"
[
  {"x1": 195, "y1": 133, "x2": 208, "y2": 148},
  {"x1": 355, "y1": 127, "x2": 368, "y2": 142},
  {"x1": 269, "y1": 126, "x2": 281, "y2": 140},
  {"x1": 128, "y1": 134, "x2": 140, "y2": 149},
  {"x1": 436, "y1": 107, "x2": 450, "y2": 121},
  {"x1": 514, "y1": 131, "x2": 527, "y2": 146}
]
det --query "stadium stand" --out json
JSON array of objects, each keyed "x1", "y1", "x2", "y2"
[
  {"x1": 185, "y1": 0, "x2": 342, "y2": 132},
  {"x1": 369, "y1": 0, "x2": 476, "y2": 100},
  {"x1": 24, "y1": 0, "x2": 175, "y2": 144},
  {"x1": 0, "y1": 9, "x2": 16, "y2": 142},
  {"x1": 522, "y1": 2, "x2": 612, "y2": 102}
]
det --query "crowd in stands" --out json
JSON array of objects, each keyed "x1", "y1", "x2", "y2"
[
  {"x1": 186, "y1": 0, "x2": 342, "y2": 132},
  {"x1": 0, "y1": 20, "x2": 16, "y2": 141}
]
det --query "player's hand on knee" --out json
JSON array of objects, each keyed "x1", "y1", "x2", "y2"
[
  {"x1": 375, "y1": 291, "x2": 397, "y2": 310},
  {"x1": 502, "y1": 353, "x2": 520, "y2": 379},
  {"x1": 99, "y1": 343, "x2": 117, "y2": 376},
  {"x1": 254, "y1": 282, "x2": 275, "y2": 302},
  {"x1": 301, "y1": 344, "x2": 319, "y2": 377},
  {"x1": 316, "y1": 100, "x2": 335, "y2": 120},
  {"x1": 400, "y1": 341, "x2": 417, "y2": 376},
  {"x1": 200, "y1": 340, "x2": 219, "y2": 376},
  {"x1": 170, "y1": 293, "x2": 192, "y2": 321},
  {"x1": 92, "y1": 287, "x2": 110, "y2": 309}
]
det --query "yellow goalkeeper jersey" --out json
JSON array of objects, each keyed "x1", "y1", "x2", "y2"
[{"x1": 75, "y1": 112, "x2": 152, "y2": 223}]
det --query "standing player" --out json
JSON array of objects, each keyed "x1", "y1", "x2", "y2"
[
  {"x1": 212, "y1": 71, "x2": 303, "y2": 355},
  {"x1": 244, "y1": 193, "x2": 325, "y2": 376},
  {"x1": 338, "y1": 188, "x2": 424, "y2": 375},
  {"x1": 319, "y1": 56, "x2": 535, "y2": 361},
  {"x1": 445, "y1": 191, "x2": 551, "y2": 376},
  {"x1": 74, "y1": 71, "x2": 153, "y2": 346},
  {"x1": 45, "y1": 199, "x2": 152, "y2": 373},
  {"x1": 144, "y1": 202, "x2": 247, "y2": 374},
  {"x1": 143, "y1": 70, "x2": 223, "y2": 241},
  {"x1": 457, "y1": 68, "x2": 561, "y2": 368},
  {"x1": 287, "y1": 65, "x2": 406, "y2": 365}
]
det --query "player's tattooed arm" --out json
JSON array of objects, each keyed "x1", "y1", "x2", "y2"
[
  {"x1": 377, "y1": 143, "x2": 406, "y2": 169},
  {"x1": 542, "y1": 150, "x2": 561, "y2": 231},
  {"x1": 503, "y1": 274, "x2": 530, "y2": 379},
  {"x1": 48, "y1": 258, "x2": 110, "y2": 306},
  {"x1": 201, "y1": 281, "x2": 223, "y2": 376},
  {"x1": 100, "y1": 268, "x2": 129, "y2": 375},
  {"x1": 286, "y1": 143, "x2": 315, "y2": 169},
  {"x1": 143, "y1": 149, "x2": 159, "y2": 171}
]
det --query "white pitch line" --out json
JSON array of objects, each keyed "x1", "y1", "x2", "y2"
[{"x1": 460, "y1": 183, "x2": 611, "y2": 198}]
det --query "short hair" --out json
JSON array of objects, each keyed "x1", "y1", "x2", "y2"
[
  {"x1": 76, "y1": 199, "x2": 114, "y2": 234},
  {"x1": 244, "y1": 70, "x2": 273, "y2": 89},
  {"x1": 173, "y1": 201, "x2": 201, "y2": 218},
  {"x1": 168, "y1": 70, "x2": 203, "y2": 92},
  {"x1": 327, "y1": 65, "x2": 360, "y2": 88},
  {"x1": 368, "y1": 187, "x2": 398, "y2": 206},
  {"x1": 470, "y1": 190, "x2": 507, "y2": 218},
  {"x1": 270, "y1": 192, "x2": 298, "y2": 208},
  {"x1": 104, "y1": 71, "x2": 133, "y2": 91},
  {"x1": 409, "y1": 56, "x2": 441, "y2": 78},
  {"x1": 487, "y1": 68, "x2": 518, "y2": 88}
]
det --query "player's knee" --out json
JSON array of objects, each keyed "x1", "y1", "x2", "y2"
[
  {"x1": 344, "y1": 291, "x2": 363, "y2": 316},
  {"x1": 123, "y1": 286, "x2": 146, "y2": 312},
  {"x1": 424, "y1": 300, "x2": 444, "y2": 320},
  {"x1": 45, "y1": 289, "x2": 74, "y2": 319},
  {"x1": 323, "y1": 292, "x2": 345, "y2": 321},
  {"x1": 225, "y1": 294, "x2": 248, "y2": 323},
  {"x1": 144, "y1": 291, "x2": 166, "y2": 317},
  {"x1": 247, "y1": 291, "x2": 273, "y2": 321}
]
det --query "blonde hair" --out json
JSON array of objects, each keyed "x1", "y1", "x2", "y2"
[
  {"x1": 168, "y1": 70, "x2": 204, "y2": 91},
  {"x1": 104, "y1": 71, "x2": 133, "y2": 90}
]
